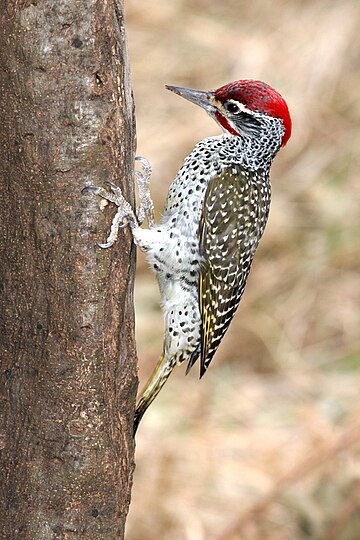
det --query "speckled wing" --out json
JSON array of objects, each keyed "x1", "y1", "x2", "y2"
[{"x1": 197, "y1": 164, "x2": 271, "y2": 377}]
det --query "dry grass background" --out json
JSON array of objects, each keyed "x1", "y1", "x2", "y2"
[{"x1": 124, "y1": 0, "x2": 360, "y2": 538}]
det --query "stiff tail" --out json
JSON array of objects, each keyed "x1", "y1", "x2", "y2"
[{"x1": 133, "y1": 355, "x2": 177, "y2": 435}]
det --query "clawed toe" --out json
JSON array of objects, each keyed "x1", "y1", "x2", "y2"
[
  {"x1": 82, "y1": 185, "x2": 101, "y2": 195},
  {"x1": 98, "y1": 241, "x2": 115, "y2": 249},
  {"x1": 135, "y1": 156, "x2": 151, "y2": 170},
  {"x1": 83, "y1": 179, "x2": 137, "y2": 248},
  {"x1": 83, "y1": 157, "x2": 154, "y2": 249},
  {"x1": 83, "y1": 182, "x2": 126, "y2": 207}
]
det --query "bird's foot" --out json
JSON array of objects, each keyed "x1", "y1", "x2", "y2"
[
  {"x1": 135, "y1": 156, "x2": 155, "y2": 228},
  {"x1": 82, "y1": 181, "x2": 137, "y2": 248}
]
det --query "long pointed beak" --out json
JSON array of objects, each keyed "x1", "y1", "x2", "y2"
[{"x1": 166, "y1": 85, "x2": 216, "y2": 113}]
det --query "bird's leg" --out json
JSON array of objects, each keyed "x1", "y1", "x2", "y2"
[
  {"x1": 135, "y1": 156, "x2": 155, "y2": 228},
  {"x1": 82, "y1": 156, "x2": 155, "y2": 249}
]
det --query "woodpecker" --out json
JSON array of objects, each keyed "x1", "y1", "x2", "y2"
[{"x1": 84, "y1": 79, "x2": 292, "y2": 434}]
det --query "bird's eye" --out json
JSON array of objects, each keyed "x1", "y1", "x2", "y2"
[{"x1": 226, "y1": 102, "x2": 240, "y2": 114}]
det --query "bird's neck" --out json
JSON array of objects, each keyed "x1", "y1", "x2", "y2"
[{"x1": 215, "y1": 131, "x2": 281, "y2": 171}]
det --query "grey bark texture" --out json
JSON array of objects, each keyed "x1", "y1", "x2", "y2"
[{"x1": 0, "y1": 1, "x2": 137, "y2": 538}]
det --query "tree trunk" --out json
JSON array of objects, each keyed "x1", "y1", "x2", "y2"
[{"x1": 0, "y1": 1, "x2": 137, "y2": 538}]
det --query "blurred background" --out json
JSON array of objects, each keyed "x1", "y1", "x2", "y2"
[{"x1": 124, "y1": 0, "x2": 360, "y2": 538}]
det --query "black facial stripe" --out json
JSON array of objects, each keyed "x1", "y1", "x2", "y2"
[
  {"x1": 236, "y1": 111, "x2": 261, "y2": 128},
  {"x1": 224, "y1": 102, "x2": 262, "y2": 130},
  {"x1": 230, "y1": 111, "x2": 262, "y2": 137}
]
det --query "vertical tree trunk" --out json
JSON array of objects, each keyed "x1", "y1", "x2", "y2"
[{"x1": 0, "y1": 1, "x2": 137, "y2": 538}]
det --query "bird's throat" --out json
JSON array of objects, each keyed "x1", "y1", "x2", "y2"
[{"x1": 214, "y1": 111, "x2": 239, "y2": 137}]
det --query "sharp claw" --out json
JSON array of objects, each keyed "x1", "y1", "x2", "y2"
[
  {"x1": 98, "y1": 241, "x2": 114, "y2": 249},
  {"x1": 84, "y1": 176, "x2": 136, "y2": 249},
  {"x1": 135, "y1": 156, "x2": 150, "y2": 166},
  {"x1": 82, "y1": 185, "x2": 100, "y2": 195}
]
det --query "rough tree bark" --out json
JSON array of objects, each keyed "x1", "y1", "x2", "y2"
[{"x1": 0, "y1": 1, "x2": 137, "y2": 538}]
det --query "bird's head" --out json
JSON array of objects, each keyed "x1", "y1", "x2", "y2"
[{"x1": 166, "y1": 79, "x2": 292, "y2": 148}]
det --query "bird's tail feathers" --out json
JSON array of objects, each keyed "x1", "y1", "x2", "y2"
[
  {"x1": 134, "y1": 354, "x2": 177, "y2": 435},
  {"x1": 185, "y1": 345, "x2": 201, "y2": 375}
]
